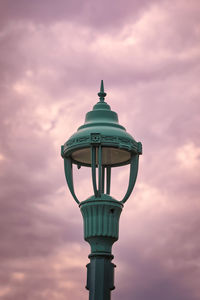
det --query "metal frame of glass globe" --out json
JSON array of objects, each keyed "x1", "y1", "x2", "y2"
[{"x1": 61, "y1": 80, "x2": 142, "y2": 300}]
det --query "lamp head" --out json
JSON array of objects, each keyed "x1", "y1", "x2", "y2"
[{"x1": 61, "y1": 81, "x2": 142, "y2": 204}]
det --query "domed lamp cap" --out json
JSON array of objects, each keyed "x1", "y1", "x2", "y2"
[{"x1": 61, "y1": 81, "x2": 142, "y2": 167}]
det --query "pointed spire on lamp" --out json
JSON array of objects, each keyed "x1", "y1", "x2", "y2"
[{"x1": 98, "y1": 80, "x2": 107, "y2": 102}]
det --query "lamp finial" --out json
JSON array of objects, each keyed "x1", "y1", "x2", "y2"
[{"x1": 98, "y1": 80, "x2": 107, "y2": 102}]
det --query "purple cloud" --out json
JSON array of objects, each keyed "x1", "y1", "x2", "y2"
[{"x1": 0, "y1": 0, "x2": 200, "y2": 299}]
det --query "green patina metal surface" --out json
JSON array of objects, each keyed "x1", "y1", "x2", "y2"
[
  {"x1": 61, "y1": 81, "x2": 142, "y2": 300},
  {"x1": 62, "y1": 80, "x2": 141, "y2": 167}
]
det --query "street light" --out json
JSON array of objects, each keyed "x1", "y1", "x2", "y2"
[{"x1": 61, "y1": 80, "x2": 142, "y2": 300}]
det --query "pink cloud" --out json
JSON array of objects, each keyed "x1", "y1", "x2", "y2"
[{"x1": 0, "y1": 0, "x2": 200, "y2": 299}]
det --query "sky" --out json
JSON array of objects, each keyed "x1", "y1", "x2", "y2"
[{"x1": 0, "y1": 0, "x2": 200, "y2": 299}]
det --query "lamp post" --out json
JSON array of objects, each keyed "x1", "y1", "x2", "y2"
[{"x1": 61, "y1": 81, "x2": 142, "y2": 300}]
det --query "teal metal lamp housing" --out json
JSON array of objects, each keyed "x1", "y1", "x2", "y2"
[{"x1": 61, "y1": 81, "x2": 142, "y2": 300}]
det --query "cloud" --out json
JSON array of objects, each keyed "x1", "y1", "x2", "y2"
[
  {"x1": 0, "y1": 0, "x2": 157, "y2": 30},
  {"x1": 0, "y1": 0, "x2": 200, "y2": 299}
]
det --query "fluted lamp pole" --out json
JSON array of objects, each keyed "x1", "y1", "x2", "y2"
[{"x1": 61, "y1": 81, "x2": 142, "y2": 300}]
